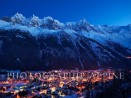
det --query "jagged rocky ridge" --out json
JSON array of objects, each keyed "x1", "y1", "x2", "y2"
[{"x1": 0, "y1": 13, "x2": 131, "y2": 70}]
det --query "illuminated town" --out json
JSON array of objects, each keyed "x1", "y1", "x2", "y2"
[{"x1": 0, "y1": 69, "x2": 130, "y2": 98}]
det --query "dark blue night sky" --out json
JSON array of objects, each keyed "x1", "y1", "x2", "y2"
[{"x1": 0, "y1": 0, "x2": 131, "y2": 25}]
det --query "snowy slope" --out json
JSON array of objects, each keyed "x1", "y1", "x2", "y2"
[
  {"x1": 0, "y1": 19, "x2": 131, "y2": 49},
  {"x1": 0, "y1": 13, "x2": 131, "y2": 70}
]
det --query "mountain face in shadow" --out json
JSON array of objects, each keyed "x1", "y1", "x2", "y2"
[
  {"x1": 0, "y1": 29, "x2": 130, "y2": 70},
  {"x1": 0, "y1": 14, "x2": 131, "y2": 70}
]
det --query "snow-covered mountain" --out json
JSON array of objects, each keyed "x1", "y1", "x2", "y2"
[{"x1": 0, "y1": 13, "x2": 131, "y2": 70}]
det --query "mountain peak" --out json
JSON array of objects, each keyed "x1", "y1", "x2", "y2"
[{"x1": 0, "y1": 13, "x2": 131, "y2": 34}]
